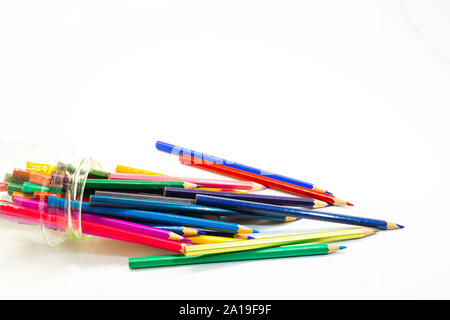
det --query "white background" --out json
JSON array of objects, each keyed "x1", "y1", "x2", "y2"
[{"x1": 0, "y1": 0, "x2": 449, "y2": 299}]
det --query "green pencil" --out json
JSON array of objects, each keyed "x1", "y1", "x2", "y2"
[
  {"x1": 128, "y1": 243, "x2": 345, "y2": 269},
  {"x1": 84, "y1": 179, "x2": 198, "y2": 191},
  {"x1": 87, "y1": 169, "x2": 110, "y2": 179}
]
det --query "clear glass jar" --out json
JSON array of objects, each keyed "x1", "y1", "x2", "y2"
[{"x1": 0, "y1": 140, "x2": 100, "y2": 246}]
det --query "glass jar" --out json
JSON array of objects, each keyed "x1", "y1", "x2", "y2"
[{"x1": 0, "y1": 140, "x2": 101, "y2": 246}]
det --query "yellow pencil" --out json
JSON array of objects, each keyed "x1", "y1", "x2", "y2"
[
  {"x1": 26, "y1": 161, "x2": 55, "y2": 176},
  {"x1": 183, "y1": 228, "x2": 376, "y2": 256},
  {"x1": 186, "y1": 235, "x2": 246, "y2": 244},
  {"x1": 115, "y1": 164, "x2": 167, "y2": 176}
]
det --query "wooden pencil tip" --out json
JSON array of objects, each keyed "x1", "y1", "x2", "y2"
[
  {"x1": 237, "y1": 225, "x2": 259, "y2": 234},
  {"x1": 184, "y1": 182, "x2": 198, "y2": 189},
  {"x1": 386, "y1": 222, "x2": 404, "y2": 230},
  {"x1": 313, "y1": 200, "x2": 328, "y2": 209},
  {"x1": 284, "y1": 216, "x2": 298, "y2": 222},
  {"x1": 362, "y1": 228, "x2": 377, "y2": 236},
  {"x1": 332, "y1": 197, "x2": 348, "y2": 206},
  {"x1": 328, "y1": 244, "x2": 341, "y2": 253},
  {"x1": 251, "y1": 183, "x2": 266, "y2": 191},
  {"x1": 346, "y1": 201, "x2": 354, "y2": 206}
]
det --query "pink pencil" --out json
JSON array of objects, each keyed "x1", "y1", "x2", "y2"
[{"x1": 108, "y1": 173, "x2": 266, "y2": 191}]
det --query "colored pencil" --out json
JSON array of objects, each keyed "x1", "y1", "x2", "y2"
[
  {"x1": 80, "y1": 213, "x2": 189, "y2": 242},
  {"x1": 89, "y1": 194, "x2": 240, "y2": 217},
  {"x1": 12, "y1": 192, "x2": 34, "y2": 200},
  {"x1": 183, "y1": 227, "x2": 376, "y2": 256},
  {"x1": 164, "y1": 187, "x2": 328, "y2": 208},
  {"x1": 0, "y1": 200, "x2": 186, "y2": 253},
  {"x1": 90, "y1": 194, "x2": 297, "y2": 222},
  {"x1": 195, "y1": 188, "x2": 250, "y2": 193},
  {"x1": 115, "y1": 164, "x2": 167, "y2": 176},
  {"x1": 16, "y1": 196, "x2": 189, "y2": 242},
  {"x1": 87, "y1": 168, "x2": 110, "y2": 179},
  {"x1": 50, "y1": 197, "x2": 259, "y2": 234},
  {"x1": 109, "y1": 173, "x2": 265, "y2": 191},
  {"x1": 13, "y1": 196, "x2": 48, "y2": 211},
  {"x1": 197, "y1": 229, "x2": 255, "y2": 239},
  {"x1": 12, "y1": 168, "x2": 31, "y2": 182},
  {"x1": 179, "y1": 154, "x2": 352, "y2": 206},
  {"x1": 0, "y1": 182, "x2": 8, "y2": 192},
  {"x1": 4, "y1": 173, "x2": 25, "y2": 184},
  {"x1": 84, "y1": 179, "x2": 198, "y2": 191},
  {"x1": 29, "y1": 173, "x2": 51, "y2": 186},
  {"x1": 22, "y1": 182, "x2": 50, "y2": 194},
  {"x1": 195, "y1": 195, "x2": 403, "y2": 230},
  {"x1": 185, "y1": 235, "x2": 248, "y2": 244},
  {"x1": 138, "y1": 224, "x2": 206, "y2": 236},
  {"x1": 7, "y1": 182, "x2": 24, "y2": 195},
  {"x1": 129, "y1": 243, "x2": 344, "y2": 269},
  {"x1": 33, "y1": 191, "x2": 63, "y2": 201},
  {"x1": 155, "y1": 141, "x2": 333, "y2": 195},
  {"x1": 95, "y1": 191, "x2": 196, "y2": 204},
  {"x1": 25, "y1": 162, "x2": 55, "y2": 176}
]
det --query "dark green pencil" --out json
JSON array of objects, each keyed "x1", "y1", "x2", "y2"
[{"x1": 84, "y1": 179, "x2": 198, "y2": 191}]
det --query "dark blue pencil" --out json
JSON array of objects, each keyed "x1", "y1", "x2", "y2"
[
  {"x1": 164, "y1": 187, "x2": 328, "y2": 208},
  {"x1": 156, "y1": 141, "x2": 333, "y2": 195},
  {"x1": 195, "y1": 195, "x2": 404, "y2": 230},
  {"x1": 89, "y1": 194, "x2": 294, "y2": 222}
]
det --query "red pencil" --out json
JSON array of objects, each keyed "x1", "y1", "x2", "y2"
[
  {"x1": 0, "y1": 201, "x2": 186, "y2": 253},
  {"x1": 179, "y1": 154, "x2": 353, "y2": 206}
]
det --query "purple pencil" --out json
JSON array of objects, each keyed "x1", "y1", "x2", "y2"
[{"x1": 13, "y1": 196, "x2": 190, "y2": 242}]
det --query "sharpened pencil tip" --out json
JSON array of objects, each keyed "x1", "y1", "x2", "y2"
[
  {"x1": 339, "y1": 246, "x2": 346, "y2": 250},
  {"x1": 197, "y1": 230, "x2": 207, "y2": 235},
  {"x1": 386, "y1": 222, "x2": 404, "y2": 230},
  {"x1": 182, "y1": 237, "x2": 192, "y2": 242},
  {"x1": 313, "y1": 200, "x2": 328, "y2": 209},
  {"x1": 346, "y1": 202, "x2": 354, "y2": 206},
  {"x1": 237, "y1": 225, "x2": 259, "y2": 234}
]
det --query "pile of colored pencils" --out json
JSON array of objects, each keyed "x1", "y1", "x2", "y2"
[{"x1": 0, "y1": 141, "x2": 404, "y2": 269}]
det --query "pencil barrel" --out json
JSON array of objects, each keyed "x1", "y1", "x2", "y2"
[{"x1": 129, "y1": 244, "x2": 332, "y2": 269}]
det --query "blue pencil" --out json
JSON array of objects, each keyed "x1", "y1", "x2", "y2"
[
  {"x1": 155, "y1": 141, "x2": 333, "y2": 195},
  {"x1": 89, "y1": 194, "x2": 239, "y2": 217},
  {"x1": 195, "y1": 195, "x2": 404, "y2": 230},
  {"x1": 89, "y1": 194, "x2": 294, "y2": 222},
  {"x1": 48, "y1": 196, "x2": 258, "y2": 234}
]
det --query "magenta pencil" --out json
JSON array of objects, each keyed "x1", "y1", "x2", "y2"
[
  {"x1": 13, "y1": 196, "x2": 48, "y2": 211},
  {"x1": 81, "y1": 213, "x2": 190, "y2": 242},
  {"x1": 11, "y1": 197, "x2": 189, "y2": 242},
  {"x1": 108, "y1": 173, "x2": 266, "y2": 191}
]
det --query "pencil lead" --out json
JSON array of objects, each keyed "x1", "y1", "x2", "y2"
[{"x1": 339, "y1": 246, "x2": 347, "y2": 250}]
